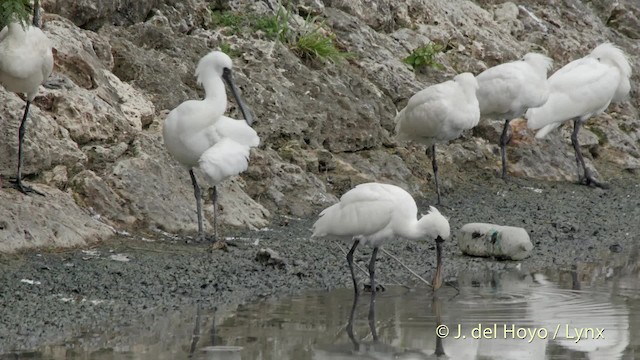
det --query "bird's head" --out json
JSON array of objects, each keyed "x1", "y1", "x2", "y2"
[
  {"x1": 589, "y1": 43, "x2": 632, "y2": 79},
  {"x1": 522, "y1": 52, "x2": 553, "y2": 75},
  {"x1": 417, "y1": 206, "x2": 451, "y2": 243},
  {"x1": 195, "y1": 50, "x2": 233, "y2": 84}
]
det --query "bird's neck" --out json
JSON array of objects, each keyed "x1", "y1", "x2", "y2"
[
  {"x1": 398, "y1": 217, "x2": 431, "y2": 240},
  {"x1": 200, "y1": 72, "x2": 227, "y2": 104}
]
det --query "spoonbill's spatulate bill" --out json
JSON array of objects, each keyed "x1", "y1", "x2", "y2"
[
  {"x1": 394, "y1": 73, "x2": 480, "y2": 205},
  {"x1": 526, "y1": 43, "x2": 632, "y2": 188},
  {"x1": 476, "y1": 53, "x2": 552, "y2": 179},
  {"x1": 163, "y1": 50, "x2": 259, "y2": 247},
  {"x1": 0, "y1": 0, "x2": 53, "y2": 195},
  {"x1": 312, "y1": 182, "x2": 450, "y2": 294}
]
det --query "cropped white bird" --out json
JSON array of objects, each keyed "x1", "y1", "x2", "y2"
[
  {"x1": 0, "y1": 0, "x2": 53, "y2": 195},
  {"x1": 476, "y1": 53, "x2": 553, "y2": 179},
  {"x1": 526, "y1": 43, "x2": 632, "y2": 187},
  {"x1": 312, "y1": 182, "x2": 450, "y2": 294},
  {"x1": 163, "y1": 50, "x2": 259, "y2": 247},
  {"x1": 395, "y1": 73, "x2": 480, "y2": 205}
]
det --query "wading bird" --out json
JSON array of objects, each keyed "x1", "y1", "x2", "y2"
[
  {"x1": 526, "y1": 43, "x2": 632, "y2": 188},
  {"x1": 0, "y1": 0, "x2": 53, "y2": 195},
  {"x1": 312, "y1": 182, "x2": 450, "y2": 295},
  {"x1": 395, "y1": 73, "x2": 480, "y2": 205},
  {"x1": 476, "y1": 53, "x2": 553, "y2": 179},
  {"x1": 163, "y1": 50, "x2": 259, "y2": 248}
]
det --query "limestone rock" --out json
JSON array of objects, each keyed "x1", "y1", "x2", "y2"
[{"x1": 0, "y1": 187, "x2": 114, "y2": 253}]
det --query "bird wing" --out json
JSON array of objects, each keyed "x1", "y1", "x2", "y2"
[
  {"x1": 210, "y1": 116, "x2": 260, "y2": 148},
  {"x1": 198, "y1": 138, "x2": 251, "y2": 185},
  {"x1": 394, "y1": 81, "x2": 460, "y2": 145},
  {"x1": 476, "y1": 62, "x2": 548, "y2": 118},
  {"x1": 527, "y1": 58, "x2": 619, "y2": 130},
  {"x1": 312, "y1": 183, "x2": 400, "y2": 238}
]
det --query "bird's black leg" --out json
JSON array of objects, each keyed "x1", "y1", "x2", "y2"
[
  {"x1": 346, "y1": 291, "x2": 359, "y2": 351},
  {"x1": 347, "y1": 239, "x2": 361, "y2": 296},
  {"x1": 428, "y1": 144, "x2": 442, "y2": 205},
  {"x1": 210, "y1": 186, "x2": 228, "y2": 251},
  {"x1": 499, "y1": 119, "x2": 512, "y2": 180},
  {"x1": 189, "y1": 170, "x2": 205, "y2": 242},
  {"x1": 570, "y1": 119, "x2": 584, "y2": 183},
  {"x1": 368, "y1": 282, "x2": 379, "y2": 343},
  {"x1": 571, "y1": 119, "x2": 607, "y2": 188},
  {"x1": 8, "y1": 101, "x2": 44, "y2": 196},
  {"x1": 368, "y1": 246, "x2": 380, "y2": 295}
]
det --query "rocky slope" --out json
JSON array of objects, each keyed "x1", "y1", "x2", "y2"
[{"x1": 0, "y1": 0, "x2": 638, "y2": 251}]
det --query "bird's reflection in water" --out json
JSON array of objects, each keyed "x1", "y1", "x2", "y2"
[{"x1": 315, "y1": 291, "x2": 433, "y2": 360}]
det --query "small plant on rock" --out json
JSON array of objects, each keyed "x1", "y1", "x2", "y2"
[
  {"x1": 290, "y1": 15, "x2": 349, "y2": 63},
  {"x1": 404, "y1": 43, "x2": 446, "y2": 71},
  {"x1": 0, "y1": 0, "x2": 31, "y2": 28}
]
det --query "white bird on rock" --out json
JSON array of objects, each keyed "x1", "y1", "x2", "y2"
[
  {"x1": 312, "y1": 182, "x2": 450, "y2": 295},
  {"x1": 476, "y1": 53, "x2": 553, "y2": 179},
  {"x1": 0, "y1": 0, "x2": 54, "y2": 195},
  {"x1": 163, "y1": 50, "x2": 259, "y2": 248},
  {"x1": 526, "y1": 43, "x2": 632, "y2": 188},
  {"x1": 394, "y1": 73, "x2": 480, "y2": 205}
]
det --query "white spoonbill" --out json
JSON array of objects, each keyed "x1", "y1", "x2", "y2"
[
  {"x1": 312, "y1": 182, "x2": 450, "y2": 295},
  {"x1": 163, "y1": 50, "x2": 259, "y2": 248},
  {"x1": 476, "y1": 53, "x2": 553, "y2": 179},
  {"x1": 394, "y1": 73, "x2": 480, "y2": 205},
  {"x1": 0, "y1": 0, "x2": 53, "y2": 195},
  {"x1": 526, "y1": 43, "x2": 632, "y2": 187}
]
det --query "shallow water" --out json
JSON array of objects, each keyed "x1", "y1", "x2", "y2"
[{"x1": 5, "y1": 255, "x2": 640, "y2": 360}]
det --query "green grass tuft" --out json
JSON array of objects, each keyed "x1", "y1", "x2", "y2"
[
  {"x1": 404, "y1": 43, "x2": 446, "y2": 71},
  {"x1": 290, "y1": 16, "x2": 349, "y2": 63},
  {"x1": 0, "y1": 0, "x2": 31, "y2": 28}
]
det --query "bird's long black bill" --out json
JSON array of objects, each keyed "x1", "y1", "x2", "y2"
[{"x1": 222, "y1": 68, "x2": 254, "y2": 126}]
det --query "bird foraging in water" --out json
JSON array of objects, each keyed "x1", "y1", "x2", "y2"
[
  {"x1": 526, "y1": 43, "x2": 632, "y2": 188},
  {"x1": 394, "y1": 73, "x2": 480, "y2": 205},
  {"x1": 476, "y1": 53, "x2": 553, "y2": 179},
  {"x1": 0, "y1": 0, "x2": 53, "y2": 195},
  {"x1": 312, "y1": 182, "x2": 450, "y2": 295},
  {"x1": 163, "y1": 50, "x2": 259, "y2": 248}
]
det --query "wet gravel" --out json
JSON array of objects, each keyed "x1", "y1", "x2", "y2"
[{"x1": 0, "y1": 172, "x2": 639, "y2": 353}]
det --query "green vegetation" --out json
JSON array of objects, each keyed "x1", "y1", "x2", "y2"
[
  {"x1": 219, "y1": 42, "x2": 241, "y2": 58},
  {"x1": 0, "y1": 0, "x2": 31, "y2": 28},
  {"x1": 210, "y1": 6, "x2": 348, "y2": 64},
  {"x1": 290, "y1": 16, "x2": 349, "y2": 63},
  {"x1": 404, "y1": 43, "x2": 446, "y2": 71}
]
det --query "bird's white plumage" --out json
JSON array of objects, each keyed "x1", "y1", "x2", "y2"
[
  {"x1": 199, "y1": 137, "x2": 252, "y2": 185},
  {"x1": 0, "y1": 22, "x2": 53, "y2": 100},
  {"x1": 312, "y1": 183, "x2": 450, "y2": 247},
  {"x1": 526, "y1": 43, "x2": 632, "y2": 138},
  {"x1": 163, "y1": 51, "x2": 259, "y2": 183},
  {"x1": 394, "y1": 73, "x2": 480, "y2": 146},
  {"x1": 476, "y1": 53, "x2": 552, "y2": 120}
]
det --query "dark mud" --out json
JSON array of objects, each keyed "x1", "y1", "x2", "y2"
[{"x1": 1, "y1": 171, "x2": 639, "y2": 353}]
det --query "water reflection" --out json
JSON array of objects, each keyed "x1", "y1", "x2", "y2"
[{"x1": 3, "y1": 255, "x2": 639, "y2": 359}]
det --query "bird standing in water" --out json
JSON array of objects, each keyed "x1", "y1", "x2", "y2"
[{"x1": 312, "y1": 182, "x2": 450, "y2": 295}]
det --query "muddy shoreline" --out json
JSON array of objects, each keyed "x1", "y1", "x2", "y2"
[{"x1": 1, "y1": 171, "x2": 639, "y2": 353}]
